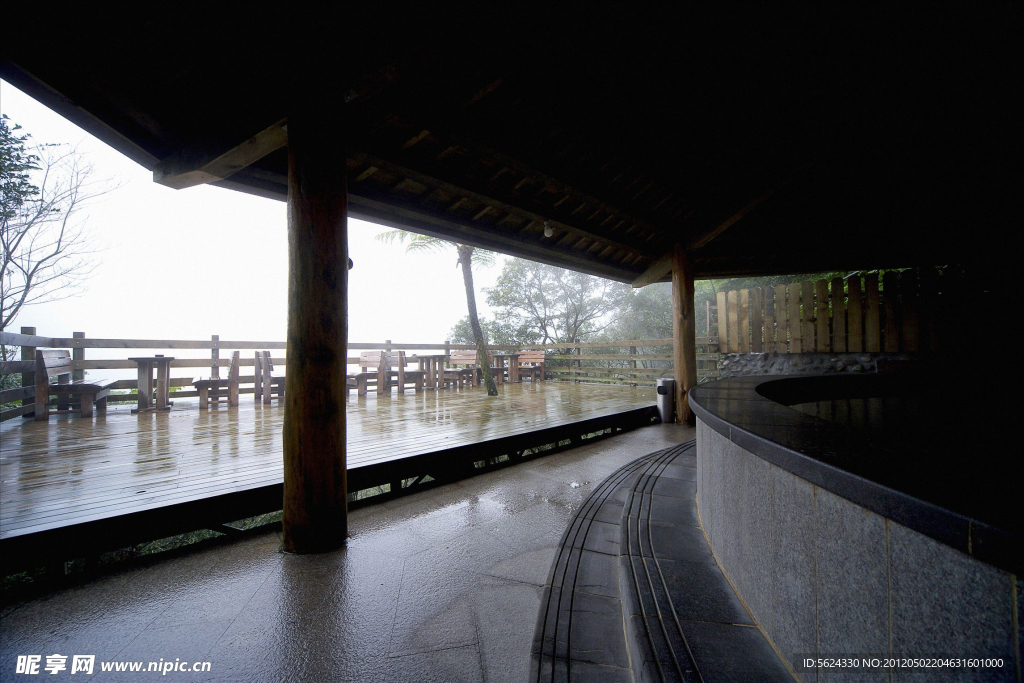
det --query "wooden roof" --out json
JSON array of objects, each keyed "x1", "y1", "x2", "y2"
[{"x1": 2, "y1": 6, "x2": 1019, "y2": 283}]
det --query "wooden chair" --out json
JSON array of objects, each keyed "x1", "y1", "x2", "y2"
[
  {"x1": 447, "y1": 350, "x2": 503, "y2": 388},
  {"x1": 254, "y1": 351, "x2": 285, "y2": 404},
  {"x1": 516, "y1": 350, "x2": 546, "y2": 382},
  {"x1": 395, "y1": 351, "x2": 426, "y2": 393},
  {"x1": 443, "y1": 351, "x2": 477, "y2": 389},
  {"x1": 193, "y1": 351, "x2": 240, "y2": 409},
  {"x1": 347, "y1": 364, "x2": 372, "y2": 397},
  {"x1": 346, "y1": 351, "x2": 386, "y2": 396},
  {"x1": 33, "y1": 350, "x2": 116, "y2": 420},
  {"x1": 348, "y1": 351, "x2": 424, "y2": 396}
]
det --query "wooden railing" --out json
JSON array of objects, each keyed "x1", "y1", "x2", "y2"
[
  {"x1": 1, "y1": 330, "x2": 720, "y2": 420},
  {"x1": 466, "y1": 338, "x2": 721, "y2": 387}
]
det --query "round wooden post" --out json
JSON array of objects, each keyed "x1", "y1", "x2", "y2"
[
  {"x1": 282, "y1": 92, "x2": 349, "y2": 553},
  {"x1": 672, "y1": 245, "x2": 697, "y2": 425}
]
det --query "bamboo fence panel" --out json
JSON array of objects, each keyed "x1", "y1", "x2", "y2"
[{"x1": 714, "y1": 269, "x2": 947, "y2": 357}]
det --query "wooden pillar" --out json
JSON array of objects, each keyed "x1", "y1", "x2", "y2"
[
  {"x1": 282, "y1": 91, "x2": 349, "y2": 553},
  {"x1": 671, "y1": 245, "x2": 697, "y2": 425}
]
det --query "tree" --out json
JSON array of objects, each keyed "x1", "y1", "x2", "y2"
[
  {"x1": 486, "y1": 259, "x2": 630, "y2": 346},
  {"x1": 449, "y1": 314, "x2": 539, "y2": 348},
  {"x1": 1, "y1": 115, "x2": 106, "y2": 331},
  {"x1": 607, "y1": 282, "x2": 673, "y2": 341},
  {"x1": 376, "y1": 230, "x2": 499, "y2": 395}
]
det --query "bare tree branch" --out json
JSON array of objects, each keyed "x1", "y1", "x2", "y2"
[{"x1": 1, "y1": 129, "x2": 111, "y2": 330}]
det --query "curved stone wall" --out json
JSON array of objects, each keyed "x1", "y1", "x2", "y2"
[{"x1": 694, "y1": 419, "x2": 1021, "y2": 681}]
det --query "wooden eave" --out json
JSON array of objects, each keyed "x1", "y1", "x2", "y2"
[{"x1": 1, "y1": 5, "x2": 1018, "y2": 282}]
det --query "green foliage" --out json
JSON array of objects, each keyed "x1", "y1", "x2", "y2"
[
  {"x1": 0, "y1": 344, "x2": 20, "y2": 412},
  {"x1": 0, "y1": 115, "x2": 40, "y2": 223},
  {"x1": 448, "y1": 315, "x2": 540, "y2": 347},
  {"x1": 706, "y1": 271, "x2": 860, "y2": 294},
  {"x1": 375, "y1": 229, "x2": 495, "y2": 267},
  {"x1": 485, "y1": 259, "x2": 630, "y2": 343}
]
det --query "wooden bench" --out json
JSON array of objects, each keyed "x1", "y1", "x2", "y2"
[
  {"x1": 254, "y1": 351, "x2": 285, "y2": 404},
  {"x1": 34, "y1": 350, "x2": 115, "y2": 420},
  {"x1": 348, "y1": 351, "x2": 424, "y2": 396},
  {"x1": 447, "y1": 350, "x2": 503, "y2": 387},
  {"x1": 193, "y1": 351, "x2": 240, "y2": 409},
  {"x1": 516, "y1": 350, "x2": 546, "y2": 381}
]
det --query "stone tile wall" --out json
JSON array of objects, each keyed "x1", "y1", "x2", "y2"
[
  {"x1": 717, "y1": 352, "x2": 915, "y2": 378},
  {"x1": 695, "y1": 420, "x2": 1019, "y2": 683}
]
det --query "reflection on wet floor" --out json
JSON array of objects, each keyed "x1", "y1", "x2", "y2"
[
  {"x1": 1, "y1": 382, "x2": 655, "y2": 546},
  {"x1": 0, "y1": 423, "x2": 693, "y2": 682}
]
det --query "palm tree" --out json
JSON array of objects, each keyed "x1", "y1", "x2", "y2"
[{"x1": 376, "y1": 230, "x2": 499, "y2": 396}]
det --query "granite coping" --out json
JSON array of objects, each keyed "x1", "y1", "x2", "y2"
[{"x1": 689, "y1": 375, "x2": 1022, "y2": 576}]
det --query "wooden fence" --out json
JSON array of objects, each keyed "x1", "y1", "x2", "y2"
[
  {"x1": 0, "y1": 331, "x2": 452, "y2": 421},
  {"x1": 1, "y1": 330, "x2": 721, "y2": 421},
  {"x1": 714, "y1": 268, "x2": 953, "y2": 355}
]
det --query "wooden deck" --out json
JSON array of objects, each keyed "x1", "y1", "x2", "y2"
[{"x1": 0, "y1": 382, "x2": 656, "y2": 571}]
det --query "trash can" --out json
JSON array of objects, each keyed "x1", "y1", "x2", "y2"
[{"x1": 656, "y1": 378, "x2": 675, "y2": 423}]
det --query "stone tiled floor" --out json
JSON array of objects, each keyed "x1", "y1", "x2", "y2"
[{"x1": 0, "y1": 423, "x2": 693, "y2": 682}]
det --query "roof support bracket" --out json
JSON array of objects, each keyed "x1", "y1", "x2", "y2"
[
  {"x1": 632, "y1": 252, "x2": 673, "y2": 288},
  {"x1": 153, "y1": 119, "x2": 288, "y2": 189}
]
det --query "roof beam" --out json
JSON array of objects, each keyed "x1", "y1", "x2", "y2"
[
  {"x1": 634, "y1": 174, "x2": 797, "y2": 287},
  {"x1": 683, "y1": 174, "x2": 797, "y2": 250},
  {"x1": 153, "y1": 119, "x2": 288, "y2": 189}
]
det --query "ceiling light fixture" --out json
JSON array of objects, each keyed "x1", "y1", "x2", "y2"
[{"x1": 543, "y1": 220, "x2": 554, "y2": 238}]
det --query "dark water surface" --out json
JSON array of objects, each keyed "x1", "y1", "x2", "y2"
[{"x1": 777, "y1": 375, "x2": 1019, "y2": 537}]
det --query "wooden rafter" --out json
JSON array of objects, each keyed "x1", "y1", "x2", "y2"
[
  {"x1": 351, "y1": 153, "x2": 656, "y2": 260},
  {"x1": 683, "y1": 171, "x2": 802, "y2": 250},
  {"x1": 354, "y1": 166, "x2": 378, "y2": 182},
  {"x1": 348, "y1": 195, "x2": 638, "y2": 282},
  {"x1": 367, "y1": 123, "x2": 671, "y2": 246}
]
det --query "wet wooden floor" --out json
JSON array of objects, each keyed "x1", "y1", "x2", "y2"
[{"x1": 0, "y1": 382, "x2": 654, "y2": 544}]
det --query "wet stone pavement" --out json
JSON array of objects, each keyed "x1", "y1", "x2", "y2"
[{"x1": 0, "y1": 423, "x2": 693, "y2": 682}]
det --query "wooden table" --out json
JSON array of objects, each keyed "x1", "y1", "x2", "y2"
[
  {"x1": 128, "y1": 356, "x2": 175, "y2": 413},
  {"x1": 412, "y1": 354, "x2": 448, "y2": 390},
  {"x1": 491, "y1": 353, "x2": 522, "y2": 383}
]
